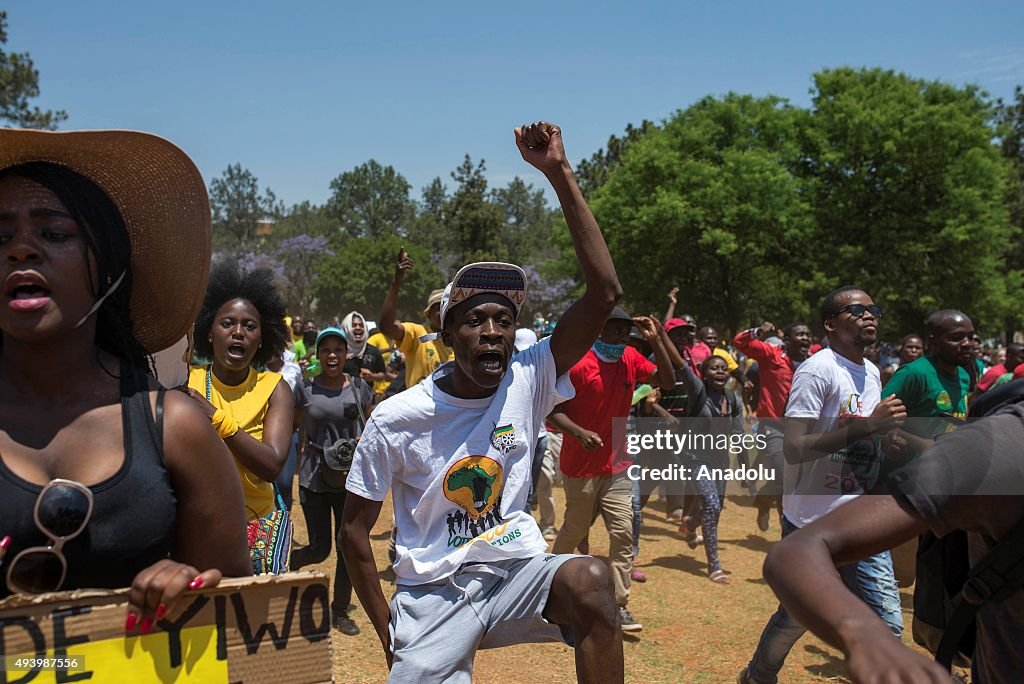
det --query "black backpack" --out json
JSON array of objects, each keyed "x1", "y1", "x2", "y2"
[{"x1": 909, "y1": 378, "x2": 1024, "y2": 670}]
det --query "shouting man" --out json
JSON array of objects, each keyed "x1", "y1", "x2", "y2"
[{"x1": 341, "y1": 122, "x2": 625, "y2": 683}]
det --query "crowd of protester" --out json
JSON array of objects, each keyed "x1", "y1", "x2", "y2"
[{"x1": 2, "y1": 123, "x2": 1023, "y2": 683}]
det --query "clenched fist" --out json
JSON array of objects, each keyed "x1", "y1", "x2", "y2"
[{"x1": 514, "y1": 121, "x2": 569, "y2": 175}]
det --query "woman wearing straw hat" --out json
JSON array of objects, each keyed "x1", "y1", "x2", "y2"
[{"x1": 0, "y1": 129, "x2": 251, "y2": 631}]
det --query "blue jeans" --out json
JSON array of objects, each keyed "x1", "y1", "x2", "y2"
[
  {"x1": 745, "y1": 516, "x2": 903, "y2": 683},
  {"x1": 631, "y1": 476, "x2": 643, "y2": 557}
]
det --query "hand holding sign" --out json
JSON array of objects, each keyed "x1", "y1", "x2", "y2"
[{"x1": 126, "y1": 560, "x2": 223, "y2": 633}]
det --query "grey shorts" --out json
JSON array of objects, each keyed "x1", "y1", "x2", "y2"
[{"x1": 388, "y1": 553, "x2": 577, "y2": 683}]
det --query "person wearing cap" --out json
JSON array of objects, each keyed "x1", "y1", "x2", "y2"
[
  {"x1": 185, "y1": 261, "x2": 295, "y2": 522},
  {"x1": 378, "y1": 260, "x2": 453, "y2": 389},
  {"x1": 289, "y1": 326, "x2": 374, "y2": 637},
  {"x1": 341, "y1": 121, "x2": 626, "y2": 682},
  {"x1": 0, "y1": 130, "x2": 251, "y2": 623},
  {"x1": 549, "y1": 306, "x2": 676, "y2": 632}
]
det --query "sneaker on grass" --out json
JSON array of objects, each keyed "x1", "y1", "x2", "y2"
[{"x1": 618, "y1": 606, "x2": 642, "y2": 632}]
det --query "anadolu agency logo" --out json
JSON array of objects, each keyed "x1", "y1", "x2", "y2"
[{"x1": 443, "y1": 456, "x2": 503, "y2": 519}]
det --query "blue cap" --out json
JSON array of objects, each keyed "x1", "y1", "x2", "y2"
[{"x1": 315, "y1": 326, "x2": 347, "y2": 353}]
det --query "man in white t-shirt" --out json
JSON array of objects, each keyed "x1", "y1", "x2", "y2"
[
  {"x1": 739, "y1": 286, "x2": 908, "y2": 684},
  {"x1": 341, "y1": 121, "x2": 625, "y2": 683}
]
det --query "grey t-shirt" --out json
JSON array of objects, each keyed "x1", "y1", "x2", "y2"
[
  {"x1": 890, "y1": 403, "x2": 1024, "y2": 682},
  {"x1": 295, "y1": 377, "x2": 374, "y2": 492}
]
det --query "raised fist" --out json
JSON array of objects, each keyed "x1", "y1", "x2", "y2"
[
  {"x1": 394, "y1": 246, "x2": 414, "y2": 281},
  {"x1": 757, "y1": 321, "x2": 776, "y2": 339},
  {"x1": 514, "y1": 121, "x2": 568, "y2": 175},
  {"x1": 667, "y1": 287, "x2": 679, "y2": 305}
]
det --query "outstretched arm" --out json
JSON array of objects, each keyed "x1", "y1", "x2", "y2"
[
  {"x1": 763, "y1": 495, "x2": 944, "y2": 683},
  {"x1": 514, "y1": 122, "x2": 622, "y2": 377},
  {"x1": 663, "y1": 287, "x2": 678, "y2": 323},
  {"x1": 379, "y1": 247, "x2": 415, "y2": 345}
]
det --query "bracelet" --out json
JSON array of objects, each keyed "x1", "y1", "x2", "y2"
[{"x1": 211, "y1": 408, "x2": 239, "y2": 440}]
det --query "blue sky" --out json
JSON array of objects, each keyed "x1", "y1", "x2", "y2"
[{"x1": 8, "y1": 1, "x2": 1024, "y2": 207}]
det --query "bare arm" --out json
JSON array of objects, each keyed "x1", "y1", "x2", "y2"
[
  {"x1": 223, "y1": 379, "x2": 294, "y2": 481},
  {"x1": 763, "y1": 495, "x2": 945, "y2": 683},
  {"x1": 379, "y1": 247, "x2": 415, "y2": 345},
  {"x1": 514, "y1": 122, "x2": 622, "y2": 377},
  {"x1": 635, "y1": 316, "x2": 676, "y2": 390},
  {"x1": 663, "y1": 287, "x2": 678, "y2": 324},
  {"x1": 548, "y1": 406, "x2": 604, "y2": 450},
  {"x1": 126, "y1": 391, "x2": 253, "y2": 631},
  {"x1": 783, "y1": 396, "x2": 908, "y2": 465},
  {"x1": 341, "y1": 494, "x2": 392, "y2": 666}
]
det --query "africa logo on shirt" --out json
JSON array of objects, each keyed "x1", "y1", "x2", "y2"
[
  {"x1": 936, "y1": 391, "x2": 953, "y2": 412},
  {"x1": 443, "y1": 455, "x2": 503, "y2": 520}
]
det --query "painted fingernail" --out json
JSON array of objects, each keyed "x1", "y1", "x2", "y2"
[
  {"x1": 155, "y1": 604, "x2": 167, "y2": 620},
  {"x1": 140, "y1": 617, "x2": 153, "y2": 635},
  {"x1": 125, "y1": 612, "x2": 138, "y2": 632},
  {"x1": 188, "y1": 577, "x2": 204, "y2": 590},
  {"x1": 0, "y1": 535, "x2": 10, "y2": 551}
]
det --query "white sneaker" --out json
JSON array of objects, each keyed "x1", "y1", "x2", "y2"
[
  {"x1": 618, "y1": 606, "x2": 642, "y2": 632},
  {"x1": 542, "y1": 528, "x2": 557, "y2": 542}
]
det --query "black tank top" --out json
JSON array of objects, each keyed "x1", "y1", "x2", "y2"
[{"x1": 0, "y1": 363, "x2": 177, "y2": 598}]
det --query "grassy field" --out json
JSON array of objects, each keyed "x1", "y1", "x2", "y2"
[{"x1": 290, "y1": 484, "x2": 927, "y2": 683}]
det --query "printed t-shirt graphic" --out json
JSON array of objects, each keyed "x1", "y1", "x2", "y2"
[
  {"x1": 345, "y1": 337, "x2": 574, "y2": 585},
  {"x1": 782, "y1": 348, "x2": 882, "y2": 527}
]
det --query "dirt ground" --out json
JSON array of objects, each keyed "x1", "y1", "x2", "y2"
[{"x1": 290, "y1": 483, "x2": 926, "y2": 684}]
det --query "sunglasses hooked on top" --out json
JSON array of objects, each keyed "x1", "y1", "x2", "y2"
[
  {"x1": 835, "y1": 304, "x2": 884, "y2": 320},
  {"x1": 5, "y1": 479, "x2": 94, "y2": 595}
]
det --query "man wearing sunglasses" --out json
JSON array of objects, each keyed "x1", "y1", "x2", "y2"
[{"x1": 739, "y1": 286, "x2": 907, "y2": 684}]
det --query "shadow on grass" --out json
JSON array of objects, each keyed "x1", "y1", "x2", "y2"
[
  {"x1": 647, "y1": 553, "x2": 708, "y2": 578},
  {"x1": 720, "y1": 534, "x2": 776, "y2": 554},
  {"x1": 744, "y1": 577, "x2": 769, "y2": 586},
  {"x1": 802, "y1": 643, "x2": 847, "y2": 680}
]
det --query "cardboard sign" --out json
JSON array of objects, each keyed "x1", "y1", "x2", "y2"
[{"x1": 0, "y1": 571, "x2": 332, "y2": 684}]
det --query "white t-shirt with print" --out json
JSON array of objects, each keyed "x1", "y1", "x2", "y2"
[
  {"x1": 782, "y1": 348, "x2": 882, "y2": 527},
  {"x1": 346, "y1": 336, "x2": 574, "y2": 585}
]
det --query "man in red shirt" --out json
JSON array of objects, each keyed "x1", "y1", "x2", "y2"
[
  {"x1": 733, "y1": 320, "x2": 812, "y2": 531},
  {"x1": 550, "y1": 307, "x2": 675, "y2": 633},
  {"x1": 976, "y1": 343, "x2": 1023, "y2": 393}
]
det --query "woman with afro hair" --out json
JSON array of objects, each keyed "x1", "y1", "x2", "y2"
[{"x1": 180, "y1": 261, "x2": 294, "y2": 521}]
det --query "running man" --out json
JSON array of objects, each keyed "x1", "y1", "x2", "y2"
[{"x1": 341, "y1": 121, "x2": 625, "y2": 683}]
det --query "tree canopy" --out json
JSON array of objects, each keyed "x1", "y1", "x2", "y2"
[{"x1": 0, "y1": 10, "x2": 66, "y2": 129}]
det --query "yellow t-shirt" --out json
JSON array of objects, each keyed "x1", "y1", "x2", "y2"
[
  {"x1": 188, "y1": 365, "x2": 283, "y2": 519},
  {"x1": 366, "y1": 332, "x2": 395, "y2": 394},
  {"x1": 397, "y1": 322, "x2": 452, "y2": 388}
]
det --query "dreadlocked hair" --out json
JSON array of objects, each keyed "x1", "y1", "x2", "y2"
[
  {"x1": 193, "y1": 260, "x2": 288, "y2": 368},
  {"x1": 0, "y1": 162, "x2": 153, "y2": 375}
]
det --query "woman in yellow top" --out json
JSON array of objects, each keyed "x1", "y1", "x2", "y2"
[{"x1": 181, "y1": 261, "x2": 294, "y2": 519}]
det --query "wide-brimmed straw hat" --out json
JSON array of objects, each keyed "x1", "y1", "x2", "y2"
[{"x1": 0, "y1": 128, "x2": 211, "y2": 353}]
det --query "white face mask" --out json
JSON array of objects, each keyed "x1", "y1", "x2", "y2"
[{"x1": 73, "y1": 271, "x2": 126, "y2": 329}]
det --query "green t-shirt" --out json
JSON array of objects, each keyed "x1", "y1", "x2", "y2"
[{"x1": 882, "y1": 356, "x2": 969, "y2": 439}]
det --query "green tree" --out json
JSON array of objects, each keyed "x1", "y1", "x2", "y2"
[
  {"x1": 996, "y1": 84, "x2": 1024, "y2": 339},
  {"x1": 806, "y1": 67, "x2": 1015, "y2": 336},
  {"x1": 326, "y1": 160, "x2": 416, "y2": 239},
  {"x1": 575, "y1": 120, "x2": 656, "y2": 198},
  {"x1": 209, "y1": 164, "x2": 281, "y2": 252},
  {"x1": 0, "y1": 11, "x2": 66, "y2": 129},
  {"x1": 583, "y1": 94, "x2": 822, "y2": 334},
  {"x1": 447, "y1": 155, "x2": 507, "y2": 263},
  {"x1": 272, "y1": 201, "x2": 336, "y2": 241},
  {"x1": 312, "y1": 236, "x2": 444, "y2": 321},
  {"x1": 406, "y1": 177, "x2": 455, "y2": 271},
  {"x1": 492, "y1": 177, "x2": 558, "y2": 264}
]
